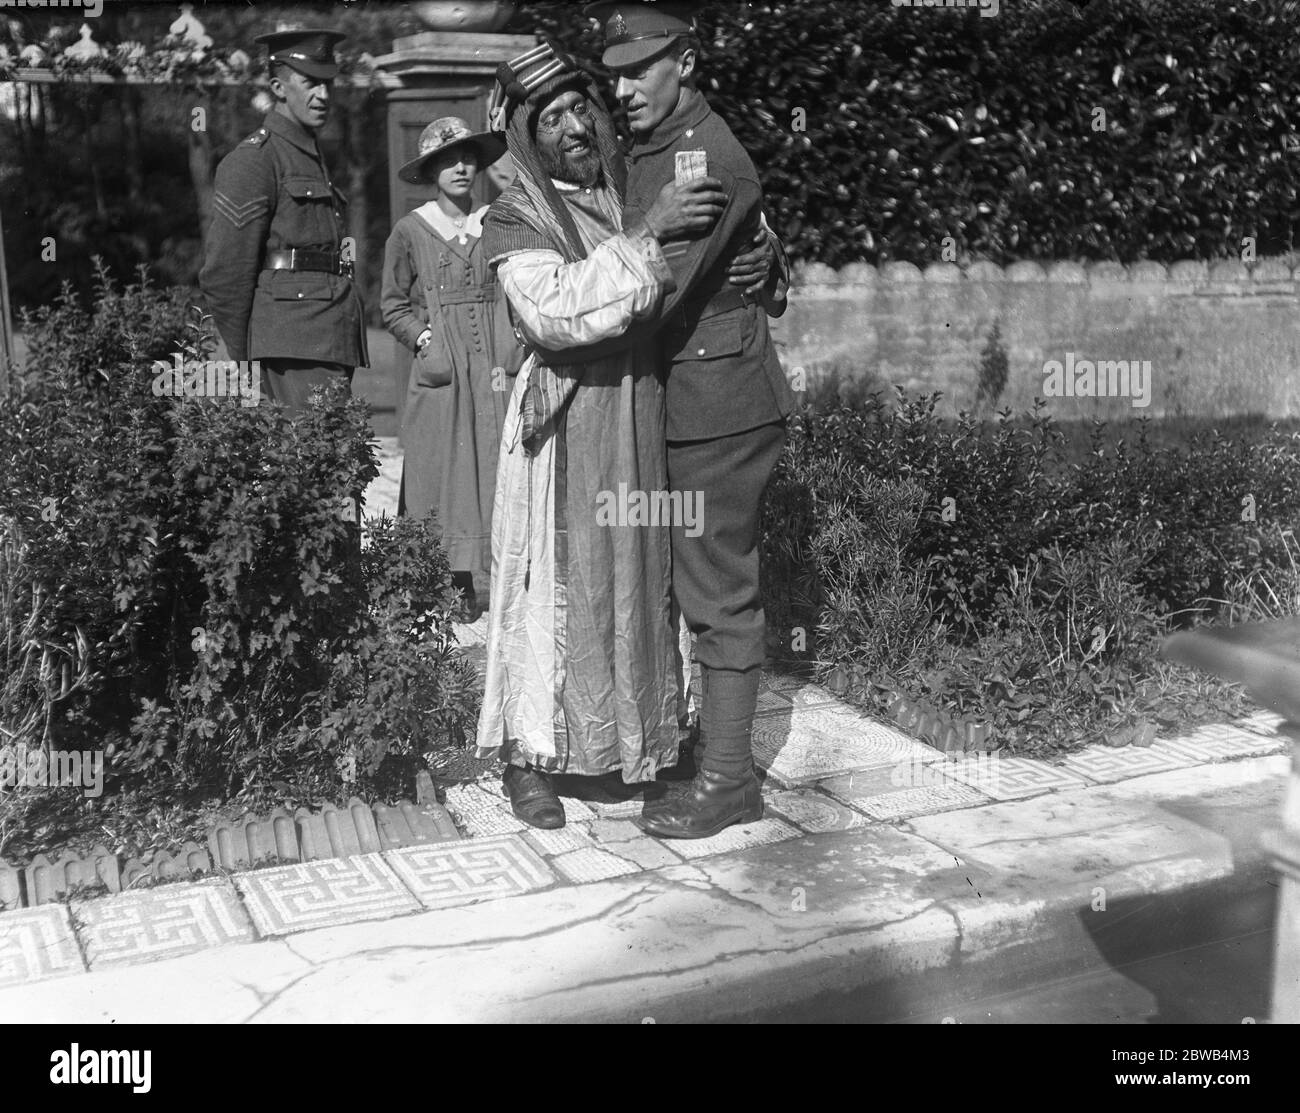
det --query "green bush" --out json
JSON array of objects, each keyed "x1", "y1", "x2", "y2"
[
  {"x1": 762, "y1": 392, "x2": 1300, "y2": 752},
  {"x1": 0, "y1": 266, "x2": 478, "y2": 847}
]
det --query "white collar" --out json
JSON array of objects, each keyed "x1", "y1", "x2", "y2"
[{"x1": 415, "y1": 201, "x2": 487, "y2": 243}]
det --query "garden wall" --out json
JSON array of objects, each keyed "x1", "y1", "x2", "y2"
[{"x1": 775, "y1": 260, "x2": 1300, "y2": 420}]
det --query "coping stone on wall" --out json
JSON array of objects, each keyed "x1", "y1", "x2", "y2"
[
  {"x1": 1168, "y1": 260, "x2": 1209, "y2": 283},
  {"x1": 882, "y1": 261, "x2": 923, "y2": 283},
  {"x1": 1128, "y1": 261, "x2": 1167, "y2": 283},
  {"x1": 1208, "y1": 259, "x2": 1250, "y2": 282},
  {"x1": 1046, "y1": 262, "x2": 1087, "y2": 284},
  {"x1": 1006, "y1": 261, "x2": 1046, "y2": 283},
  {"x1": 1086, "y1": 261, "x2": 1129, "y2": 282},
  {"x1": 794, "y1": 261, "x2": 839, "y2": 287},
  {"x1": 965, "y1": 261, "x2": 1003, "y2": 282},
  {"x1": 838, "y1": 262, "x2": 877, "y2": 286},
  {"x1": 923, "y1": 262, "x2": 962, "y2": 284},
  {"x1": 1251, "y1": 260, "x2": 1292, "y2": 283}
]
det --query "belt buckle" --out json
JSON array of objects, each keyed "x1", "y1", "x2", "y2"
[{"x1": 286, "y1": 247, "x2": 299, "y2": 272}]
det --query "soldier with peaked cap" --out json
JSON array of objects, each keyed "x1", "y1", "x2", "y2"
[
  {"x1": 584, "y1": 1, "x2": 797, "y2": 839},
  {"x1": 199, "y1": 27, "x2": 368, "y2": 410}
]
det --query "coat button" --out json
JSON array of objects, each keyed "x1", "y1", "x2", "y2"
[
  {"x1": 697, "y1": 348, "x2": 706, "y2": 356},
  {"x1": 298, "y1": 292, "x2": 305, "y2": 298}
]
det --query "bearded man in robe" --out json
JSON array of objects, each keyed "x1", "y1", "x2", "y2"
[{"x1": 473, "y1": 42, "x2": 732, "y2": 828}]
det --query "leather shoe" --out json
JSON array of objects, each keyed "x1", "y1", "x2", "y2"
[
  {"x1": 503, "y1": 764, "x2": 565, "y2": 829},
  {"x1": 635, "y1": 769, "x2": 762, "y2": 839}
]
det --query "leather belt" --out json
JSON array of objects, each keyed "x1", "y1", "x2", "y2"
[{"x1": 266, "y1": 248, "x2": 354, "y2": 279}]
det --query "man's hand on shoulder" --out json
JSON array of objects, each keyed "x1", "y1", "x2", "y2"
[{"x1": 643, "y1": 176, "x2": 725, "y2": 242}]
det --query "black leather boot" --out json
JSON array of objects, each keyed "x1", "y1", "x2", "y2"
[
  {"x1": 636, "y1": 768, "x2": 762, "y2": 839},
  {"x1": 503, "y1": 764, "x2": 565, "y2": 829}
]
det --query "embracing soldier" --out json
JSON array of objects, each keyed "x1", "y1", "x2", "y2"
[
  {"x1": 585, "y1": 1, "x2": 797, "y2": 839},
  {"x1": 199, "y1": 27, "x2": 368, "y2": 409}
]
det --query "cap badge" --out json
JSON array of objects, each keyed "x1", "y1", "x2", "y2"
[{"x1": 609, "y1": 11, "x2": 628, "y2": 39}]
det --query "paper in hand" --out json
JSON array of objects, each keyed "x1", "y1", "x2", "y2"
[{"x1": 675, "y1": 149, "x2": 708, "y2": 185}]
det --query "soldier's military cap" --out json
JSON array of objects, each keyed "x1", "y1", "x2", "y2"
[
  {"x1": 254, "y1": 27, "x2": 345, "y2": 80},
  {"x1": 583, "y1": 1, "x2": 704, "y2": 70}
]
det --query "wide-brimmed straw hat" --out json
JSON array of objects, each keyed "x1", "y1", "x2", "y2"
[{"x1": 397, "y1": 117, "x2": 509, "y2": 185}]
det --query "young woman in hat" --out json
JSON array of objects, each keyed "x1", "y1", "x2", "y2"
[{"x1": 381, "y1": 118, "x2": 521, "y2": 619}]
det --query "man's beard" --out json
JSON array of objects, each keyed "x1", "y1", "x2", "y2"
[{"x1": 540, "y1": 142, "x2": 602, "y2": 187}]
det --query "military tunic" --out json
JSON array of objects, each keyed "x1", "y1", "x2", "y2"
[
  {"x1": 622, "y1": 88, "x2": 796, "y2": 672},
  {"x1": 199, "y1": 110, "x2": 368, "y2": 404}
]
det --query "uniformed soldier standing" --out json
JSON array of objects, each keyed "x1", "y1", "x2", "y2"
[
  {"x1": 199, "y1": 28, "x2": 368, "y2": 410},
  {"x1": 586, "y1": 1, "x2": 797, "y2": 839}
]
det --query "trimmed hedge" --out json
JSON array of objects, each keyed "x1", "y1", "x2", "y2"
[{"x1": 517, "y1": 0, "x2": 1300, "y2": 266}]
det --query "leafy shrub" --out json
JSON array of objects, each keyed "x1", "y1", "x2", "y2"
[
  {"x1": 0, "y1": 266, "x2": 478, "y2": 859},
  {"x1": 762, "y1": 388, "x2": 1300, "y2": 753}
]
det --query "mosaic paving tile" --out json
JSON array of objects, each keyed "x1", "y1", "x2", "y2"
[
  {"x1": 443, "y1": 783, "x2": 527, "y2": 837},
  {"x1": 0, "y1": 905, "x2": 85, "y2": 988},
  {"x1": 1236, "y1": 710, "x2": 1286, "y2": 736},
  {"x1": 761, "y1": 671, "x2": 810, "y2": 694},
  {"x1": 588, "y1": 796, "x2": 651, "y2": 819},
  {"x1": 657, "y1": 816, "x2": 802, "y2": 860},
  {"x1": 1059, "y1": 744, "x2": 1191, "y2": 785},
  {"x1": 236, "y1": 854, "x2": 419, "y2": 936},
  {"x1": 1152, "y1": 731, "x2": 1287, "y2": 766},
  {"x1": 384, "y1": 835, "x2": 556, "y2": 910},
  {"x1": 756, "y1": 687, "x2": 795, "y2": 714},
  {"x1": 1178, "y1": 722, "x2": 1288, "y2": 756},
  {"x1": 765, "y1": 787, "x2": 870, "y2": 833},
  {"x1": 936, "y1": 754, "x2": 1090, "y2": 801},
  {"x1": 753, "y1": 708, "x2": 931, "y2": 786},
  {"x1": 559, "y1": 795, "x2": 598, "y2": 824},
  {"x1": 551, "y1": 847, "x2": 643, "y2": 883},
  {"x1": 523, "y1": 826, "x2": 595, "y2": 856},
  {"x1": 77, "y1": 879, "x2": 254, "y2": 969}
]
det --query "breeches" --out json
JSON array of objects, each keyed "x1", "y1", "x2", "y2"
[{"x1": 667, "y1": 420, "x2": 786, "y2": 671}]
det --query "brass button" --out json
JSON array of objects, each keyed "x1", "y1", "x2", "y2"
[{"x1": 697, "y1": 348, "x2": 706, "y2": 356}]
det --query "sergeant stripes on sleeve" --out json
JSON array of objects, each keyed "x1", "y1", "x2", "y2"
[{"x1": 213, "y1": 191, "x2": 271, "y2": 229}]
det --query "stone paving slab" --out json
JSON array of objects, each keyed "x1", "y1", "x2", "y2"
[
  {"x1": 0, "y1": 755, "x2": 1285, "y2": 1021},
  {"x1": 902, "y1": 757, "x2": 1290, "y2": 910},
  {"x1": 76, "y1": 879, "x2": 254, "y2": 970},
  {"x1": 384, "y1": 835, "x2": 556, "y2": 911},
  {"x1": 0, "y1": 905, "x2": 84, "y2": 989},
  {"x1": 236, "y1": 854, "x2": 420, "y2": 936}
]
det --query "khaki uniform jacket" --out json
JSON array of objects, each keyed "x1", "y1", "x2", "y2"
[
  {"x1": 199, "y1": 110, "x2": 368, "y2": 367},
  {"x1": 623, "y1": 88, "x2": 795, "y2": 441}
]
